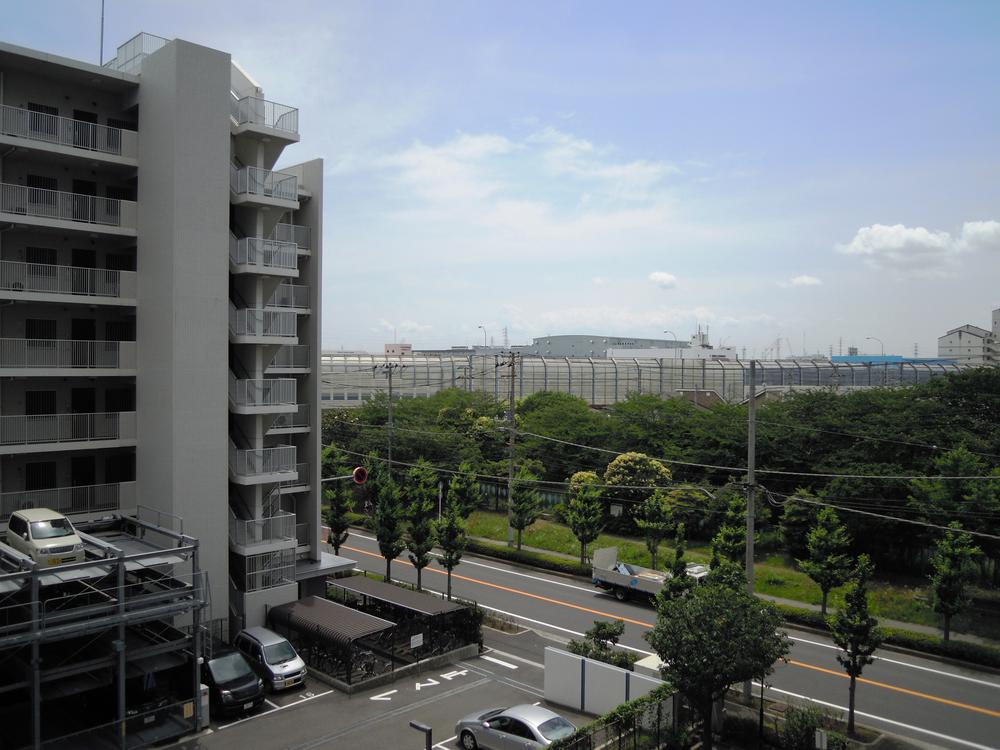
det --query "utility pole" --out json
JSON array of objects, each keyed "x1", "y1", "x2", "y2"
[
  {"x1": 498, "y1": 352, "x2": 520, "y2": 546},
  {"x1": 743, "y1": 359, "x2": 757, "y2": 702},
  {"x1": 374, "y1": 363, "x2": 405, "y2": 474}
]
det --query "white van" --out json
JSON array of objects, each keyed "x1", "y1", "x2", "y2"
[{"x1": 6, "y1": 509, "x2": 85, "y2": 567}]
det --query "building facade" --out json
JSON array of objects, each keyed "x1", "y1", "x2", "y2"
[
  {"x1": 937, "y1": 311, "x2": 999, "y2": 365},
  {"x1": 0, "y1": 33, "x2": 341, "y2": 631},
  {"x1": 513, "y1": 334, "x2": 688, "y2": 358}
]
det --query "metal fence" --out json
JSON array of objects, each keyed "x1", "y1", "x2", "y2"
[
  {"x1": 228, "y1": 508, "x2": 296, "y2": 547},
  {"x1": 268, "y1": 281, "x2": 310, "y2": 309},
  {"x1": 229, "y1": 372, "x2": 297, "y2": 408},
  {"x1": 243, "y1": 548, "x2": 296, "y2": 592},
  {"x1": 551, "y1": 687, "x2": 682, "y2": 750},
  {"x1": 0, "y1": 481, "x2": 134, "y2": 521},
  {"x1": 0, "y1": 339, "x2": 136, "y2": 370},
  {"x1": 1, "y1": 183, "x2": 136, "y2": 228},
  {"x1": 0, "y1": 104, "x2": 137, "y2": 158},
  {"x1": 231, "y1": 95, "x2": 299, "y2": 134},
  {"x1": 230, "y1": 164, "x2": 298, "y2": 202},
  {"x1": 0, "y1": 259, "x2": 136, "y2": 299},
  {"x1": 228, "y1": 441, "x2": 297, "y2": 477},
  {"x1": 269, "y1": 344, "x2": 311, "y2": 370},
  {"x1": 270, "y1": 222, "x2": 311, "y2": 251},
  {"x1": 229, "y1": 304, "x2": 297, "y2": 338},
  {"x1": 269, "y1": 403, "x2": 311, "y2": 431},
  {"x1": 102, "y1": 31, "x2": 169, "y2": 74},
  {"x1": 0, "y1": 411, "x2": 136, "y2": 446},
  {"x1": 229, "y1": 235, "x2": 298, "y2": 271}
]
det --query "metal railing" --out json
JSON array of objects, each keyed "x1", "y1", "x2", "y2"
[
  {"x1": 229, "y1": 372, "x2": 297, "y2": 408},
  {"x1": 0, "y1": 411, "x2": 136, "y2": 446},
  {"x1": 228, "y1": 507, "x2": 296, "y2": 547},
  {"x1": 0, "y1": 260, "x2": 136, "y2": 299},
  {"x1": 268, "y1": 403, "x2": 310, "y2": 431},
  {"x1": 231, "y1": 95, "x2": 299, "y2": 135},
  {"x1": 102, "y1": 32, "x2": 169, "y2": 74},
  {"x1": 229, "y1": 304, "x2": 297, "y2": 338},
  {"x1": 268, "y1": 281, "x2": 309, "y2": 309},
  {"x1": 0, "y1": 182, "x2": 136, "y2": 228},
  {"x1": 295, "y1": 523, "x2": 310, "y2": 546},
  {"x1": 0, "y1": 481, "x2": 134, "y2": 522},
  {"x1": 0, "y1": 104, "x2": 137, "y2": 158},
  {"x1": 229, "y1": 234, "x2": 298, "y2": 272},
  {"x1": 269, "y1": 345, "x2": 310, "y2": 370},
  {"x1": 0, "y1": 338, "x2": 136, "y2": 370},
  {"x1": 228, "y1": 441, "x2": 297, "y2": 477},
  {"x1": 270, "y1": 222, "x2": 311, "y2": 251},
  {"x1": 230, "y1": 164, "x2": 297, "y2": 202},
  {"x1": 279, "y1": 462, "x2": 309, "y2": 491},
  {"x1": 243, "y1": 549, "x2": 296, "y2": 592}
]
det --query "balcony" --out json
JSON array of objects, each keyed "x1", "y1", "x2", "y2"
[
  {"x1": 0, "y1": 339, "x2": 136, "y2": 376},
  {"x1": 229, "y1": 235, "x2": 298, "y2": 276},
  {"x1": 0, "y1": 481, "x2": 135, "y2": 522},
  {"x1": 0, "y1": 104, "x2": 138, "y2": 164},
  {"x1": 0, "y1": 260, "x2": 136, "y2": 305},
  {"x1": 267, "y1": 404, "x2": 311, "y2": 435},
  {"x1": 230, "y1": 164, "x2": 298, "y2": 208},
  {"x1": 229, "y1": 304, "x2": 297, "y2": 344},
  {"x1": 266, "y1": 345, "x2": 311, "y2": 373},
  {"x1": 0, "y1": 183, "x2": 137, "y2": 236},
  {"x1": 267, "y1": 282, "x2": 310, "y2": 313},
  {"x1": 231, "y1": 96, "x2": 299, "y2": 138},
  {"x1": 229, "y1": 372, "x2": 297, "y2": 414},
  {"x1": 270, "y1": 223, "x2": 310, "y2": 255},
  {"x1": 278, "y1": 462, "x2": 309, "y2": 495},
  {"x1": 228, "y1": 507, "x2": 296, "y2": 553},
  {"x1": 0, "y1": 411, "x2": 137, "y2": 455},
  {"x1": 102, "y1": 32, "x2": 169, "y2": 74},
  {"x1": 229, "y1": 441, "x2": 297, "y2": 485}
]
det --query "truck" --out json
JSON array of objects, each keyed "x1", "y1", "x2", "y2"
[{"x1": 591, "y1": 547, "x2": 709, "y2": 601}]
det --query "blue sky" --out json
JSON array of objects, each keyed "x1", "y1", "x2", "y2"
[{"x1": 6, "y1": 1, "x2": 1000, "y2": 356}]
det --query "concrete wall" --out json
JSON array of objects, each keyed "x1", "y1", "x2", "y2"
[
  {"x1": 543, "y1": 647, "x2": 666, "y2": 717},
  {"x1": 135, "y1": 40, "x2": 231, "y2": 620}
]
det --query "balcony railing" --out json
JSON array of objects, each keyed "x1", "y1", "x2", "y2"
[
  {"x1": 0, "y1": 260, "x2": 136, "y2": 299},
  {"x1": 0, "y1": 339, "x2": 136, "y2": 370},
  {"x1": 0, "y1": 411, "x2": 136, "y2": 446},
  {"x1": 296, "y1": 523, "x2": 309, "y2": 546},
  {"x1": 269, "y1": 404, "x2": 310, "y2": 431},
  {"x1": 103, "y1": 32, "x2": 169, "y2": 74},
  {"x1": 270, "y1": 223, "x2": 310, "y2": 252},
  {"x1": 229, "y1": 235, "x2": 298, "y2": 272},
  {"x1": 268, "y1": 345, "x2": 310, "y2": 370},
  {"x1": 229, "y1": 442, "x2": 296, "y2": 477},
  {"x1": 0, "y1": 183, "x2": 136, "y2": 229},
  {"x1": 243, "y1": 549, "x2": 296, "y2": 593},
  {"x1": 267, "y1": 282, "x2": 309, "y2": 310},
  {"x1": 229, "y1": 372, "x2": 297, "y2": 408},
  {"x1": 279, "y1": 462, "x2": 309, "y2": 491},
  {"x1": 1, "y1": 481, "x2": 134, "y2": 522},
  {"x1": 231, "y1": 96, "x2": 299, "y2": 135},
  {"x1": 230, "y1": 164, "x2": 297, "y2": 202},
  {"x1": 228, "y1": 507, "x2": 296, "y2": 547},
  {"x1": 1, "y1": 104, "x2": 137, "y2": 159},
  {"x1": 229, "y1": 304, "x2": 297, "y2": 339}
]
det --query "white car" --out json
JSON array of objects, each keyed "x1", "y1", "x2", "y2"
[{"x1": 5, "y1": 508, "x2": 85, "y2": 567}]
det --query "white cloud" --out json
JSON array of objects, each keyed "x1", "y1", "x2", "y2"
[
  {"x1": 836, "y1": 220, "x2": 1000, "y2": 274},
  {"x1": 592, "y1": 276, "x2": 607, "y2": 286},
  {"x1": 778, "y1": 274, "x2": 822, "y2": 287},
  {"x1": 649, "y1": 271, "x2": 678, "y2": 289}
]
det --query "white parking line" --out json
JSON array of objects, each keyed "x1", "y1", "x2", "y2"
[
  {"x1": 432, "y1": 735, "x2": 457, "y2": 749},
  {"x1": 216, "y1": 689, "x2": 333, "y2": 730},
  {"x1": 485, "y1": 648, "x2": 545, "y2": 670},
  {"x1": 481, "y1": 654, "x2": 518, "y2": 670},
  {"x1": 264, "y1": 698, "x2": 279, "y2": 709}
]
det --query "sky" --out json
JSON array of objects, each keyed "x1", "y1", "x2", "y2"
[{"x1": 5, "y1": 1, "x2": 1000, "y2": 357}]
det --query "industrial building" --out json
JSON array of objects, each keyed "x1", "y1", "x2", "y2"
[
  {"x1": 938, "y1": 308, "x2": 999, "y2": 365},
  {"x1": 512, "y1": 334, "x2": 688, "y2": 358}
]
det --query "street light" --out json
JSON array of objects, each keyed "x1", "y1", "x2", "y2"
[
  {"x1": 865, "y1": 336, "x2": 884, "y2": 357},
  {"x1": 663, "y1": 330, "x2": 679, "y2": 359},
  {"x1": 478, "y1": 325, "x2": 487, "y2": 349}
]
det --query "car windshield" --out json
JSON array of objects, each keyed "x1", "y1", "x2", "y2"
[
  {"x1": 263, "y1": 641, "x2": 297, "y2": 664},
  {"x1": 537, "y1": 717, "x2": 575, "y2": 741},
  {"x1": 208, "y1": 653, "x2": 253, "y2": 683},
  {"x1": 30, "y1": 518, "x2": 74, "y2": 539}
]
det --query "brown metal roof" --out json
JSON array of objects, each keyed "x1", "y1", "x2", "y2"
[
  {"x1": 268, "y1": 596, "x2": 394, "y2": 649},
  {"x1": 329, "y1": 576, "x2": 464, "y2": 617}
]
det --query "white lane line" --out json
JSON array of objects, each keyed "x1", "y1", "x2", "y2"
[
  {"x1": 458, "y1": 661, "x2": 546, "y2": 698},
  {"x1": 432, "y1": 735, "x2": 457, "y2": 749},
  {"x1": 765, "y1": 684, "x2": 996, "y2": 750},
  {"x1": 216, "y1": 689, "x2": 334, "y2": 730},
  {"x1": 264, "y1": 698, "x2": 279, "y2": 709},
  {"x1": 486, "y1": 648, "x2": 546, "y2": 670},
  {"x1": 788, "y1": 635, "x2": 1000, "y2": 689},
  {"x1": 481, "y1": 654, "x2": 518, "y2": 670}
]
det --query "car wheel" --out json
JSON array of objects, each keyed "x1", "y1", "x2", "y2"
[
  {"x1": 614, "y1": 587, "x2": 628, "y2": 601},
  {"x1": 460, "y1": 730, "x2": 478, "y2": 750}
]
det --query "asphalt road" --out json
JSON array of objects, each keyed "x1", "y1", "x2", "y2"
[{"x1": 340, "y1": 531, "x2": 1000, "y2": 750}]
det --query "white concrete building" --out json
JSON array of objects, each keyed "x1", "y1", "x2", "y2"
[
  {"x1": 937, "y1": 308, "x2": 1000, "y2": 365},
  {"x1": 0, "y1": 32, "x2": 345, "y2": 630}
]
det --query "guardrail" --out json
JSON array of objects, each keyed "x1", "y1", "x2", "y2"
[
  {"x1": 0, "y1": 104, "x2": 138, "y2": 159},
  {"x1": 268, "y1": 403, "x2": 310, "y2": 430},
  {"x1": 0, "y1": 260, "x2": 135, "y2": 299},
  {"x1": 269, "y1": 345, "x2": 310, "y2": 370},
  {"x1": 0, "y1": 339, "x2": 136, "y2": 370},
  {"x1": 229, "y1": 235, "x2": 298, "y2": 272},
  {"x1": 0, "y1": 481, "x2": 134, "y2": 522},
  {"x1": 231, "y1": 96, "x2": 299, "y2": 135},
  {"x1": 268, "y1": 282, "x2": 309, "y2": 309},
  {"x1": 230, "y1": 164, "x2": 297, "y2": 202},
  {"x1": 244, "y1": 549, "x2": 296, "y2": 592},
  {"x1": 229, "y1": 442, "x2": 297, "y2": 477},
  {"x1": 279, "y1": 462, "x2": 309, "y2": 490},
  {"x1": 102, "y1": 32, "x2": 169, "y2": 74},
  {"x1": 270, "y1": 222, "x2": 311, "y2": 251},
  {"x1": 0, "y1": 411, "x2": 136, "y2": 446},
  {"x1": 229, "y1": 372, "x2": 297, "y2": 407},
  {"x1": 228, "y1": 507, "x2": 296, "y2": 547},
  {"x1": 229, "y1": 304, "x2": 297, "y2": 338},
  {"x1": 0, "y1": 183, "x2": 136, "y2": 229}
]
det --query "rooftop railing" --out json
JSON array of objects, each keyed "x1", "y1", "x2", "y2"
[
  {"x1": 229, "y1": 235, "x2": 298, "y2": 272},
  {"x1": 0, "y1": 411, "x2": 136, "y2": 446},
  {"x1": 230, "y1": 164, "x2": 297, "y2": 202},
  {"x1": 231, "y1": 96, "x2": 299, "y2": 135},
  {"x1": 0, "y1": 183, "x2": 136, "y2": 229},
  {"x1": 0, "y1": 339, "x2": 136, "y2": 370},
  {"x1": 0, "y1": 260, "x2": 136, "y2": 299},
  {"x1": 0, "y1": 104, "x2": 137, "y2": 159},
  {"x1": 103, "y1": 32, "x2": 169, "y2": 74}
]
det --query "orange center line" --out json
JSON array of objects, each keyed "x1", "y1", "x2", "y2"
[{"x1": 340, "y1": 542, "x2": 1000, "y2": 720}]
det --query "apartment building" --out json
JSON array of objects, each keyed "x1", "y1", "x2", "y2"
[{"x1": 0, "y1": 32, "x2": 344, "y2": 631}]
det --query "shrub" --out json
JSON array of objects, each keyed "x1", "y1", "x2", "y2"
[
  {"x1": 464, "y1": 539, "x2": 591, "y2": 577},
  {"x1": 781, "y1": 705, "x2": 826, "y2": 750},
  {"x1": 722, "y1": 715, "x2": 760, "y2": 747}
]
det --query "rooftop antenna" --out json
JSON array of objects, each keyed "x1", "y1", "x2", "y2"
[{"x1": 99, "y1": 0, "x2": 105, "y2": 66}]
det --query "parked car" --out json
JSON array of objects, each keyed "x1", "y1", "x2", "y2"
[
  {"x1": 5, "y1": 508, "x2": 85, "y2": 567},
  {"x1": 456, "y1": 704, "x2": 576, "y2": 750},
  {"x1": 200, "y1": 650, "x2": 265, "y2": 717},
  {"x1": 232, "y1": 627, "x2": 307, "y2": 691}
]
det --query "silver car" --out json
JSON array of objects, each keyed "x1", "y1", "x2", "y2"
[
  {"x1": 232, "y1": 627, "x2": 307, "y2": 691},
  {"x1": 455, "y1": 704, "x2": 576, "y2": 750}
]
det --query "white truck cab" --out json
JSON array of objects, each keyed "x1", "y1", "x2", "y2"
[{"x1": 6, "y1": 508, "x2": 85, "y2": 567}]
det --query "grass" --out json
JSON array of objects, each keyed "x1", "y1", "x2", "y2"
[{"x1": 465, "y1": 510, "x2": 1000, "y2": 641}]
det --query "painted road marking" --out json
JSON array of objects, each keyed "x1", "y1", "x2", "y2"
[
  {"x1": 440, "y1": 669, "x2": 468, "y2": 680},
  {"x1": 264, "y1": 698, "x2": 279, "y2": 709},
  {"x1": 486, "y1": 648, "x2": 546, "y2": 670},
  {"x1": 341, "y1": 542, "x2": 1000, "y2": 720},
  {"x1": 482, "y1": 654, "x2": 518, "y2": 670},
  {"x1": 432, "y1": 735, "x2": 457, "y2": 750},
  {"x1": 217, "y1": 689, "x2": 333, "y2": 730},
  {"x1": 415, "y1": 678, "x2": 439, "y2": 690},
  {"x1": 370, "y1": 689, "x2": 397, "y2": 701}
]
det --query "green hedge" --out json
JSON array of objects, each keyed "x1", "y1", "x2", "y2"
[{"x1": 464, "y1": 539, "x2": 592, "y2": 577}]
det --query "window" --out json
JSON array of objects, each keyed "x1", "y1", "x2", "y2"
[
  {"x1": 25, "y1": 462, "x2": 57, "y2": 491},
  {"x1": 25, "y1": 391, "x2": 56, "y2": 416},
  {"x1": 27, "y1": 103, "x2": 59, "y2": 139},
  {"x1": 25, "y1": 319, "x2": 57, "y2": 340},
  {"x1": 26, "y1": 174, "x2": 58, "y2": 213},
  {"x1": 25, "y1": 247, "x2": 57, "y2": 265},
  {"x1": 8, "y1": 515, "x2": 26, "y2": 538}
]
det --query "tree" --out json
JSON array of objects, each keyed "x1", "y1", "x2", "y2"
[
  {"x1": 509, "y1": 467, "x2": 542, "y2": 550},
  {"x1": 602, "y1": 452, "x2": 672, "y2": 531},
  {"x1": 323, "y1": 484, "x2": 353, "y2": 557},
  {"x1": 779, "y1": 492, "x2": 818, "y2": 560},
  {"x1": 434, "y1": 497, "x2": 467, "y2": 600},
  {"x1": 645, "y1": 583, "x2": 791, "y2": 750},
  {"x1": 567, "y1": 619, "x2": 636, "y2": 670},
  {"x1": 928, "y1": 522, "x2": 981, "y2": 642},
  {"x1": 799, "y1": 507, "x2": 852, "y2": 615},
  {"x1": 710, "y1": 496, "x2": 747, "y2": 567},
  {"x1": 828, "y1": 555, "x2": 882, "y2": 736},
  {"x1": 635, "y1": 490, "x2": 673, "y2": 569},
  {"x1": 446, "y1": 460, "x2": 484, "y2": 517},
  {"x1": 373, "y1": 478, "x2": 405, "y2": 582},
  {"x1": 564, "y1": 471, "x2": 605, "y2": 564},
  {"x1": 657, "y1": 524, "x2": 695, "y2": 604},
  {"x1": 403, "y1": 460, "x2": 438, "y2": 591}
]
